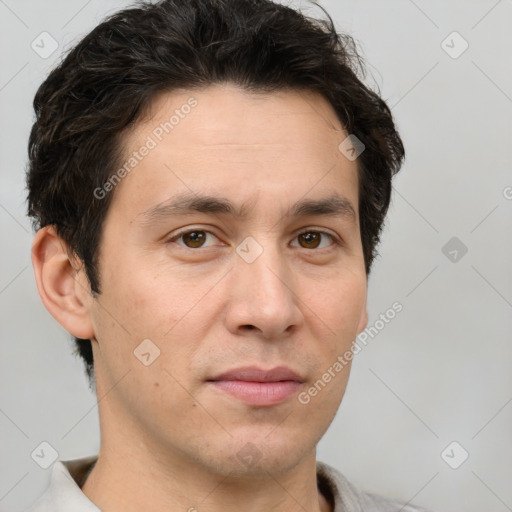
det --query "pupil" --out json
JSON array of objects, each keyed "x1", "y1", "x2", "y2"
[
  {"x1": 187, "y1": 231, "x2": 204, "y2": 246},
  {"x1": 302, "y1": 232, "x2": 319, "y2": 248}
]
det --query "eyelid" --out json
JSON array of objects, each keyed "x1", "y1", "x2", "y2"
[
  {"x1": 293, "y1": 228, "x2": 343, "y2": 250},
  {"x1": 166, "y1": 226, "x2": 342, "y2": 249},
  {"x1": 166, "y1": 226, "x2": 223, "y2": 248},
  {"x1": 295, "y1": 227, "x2": 339, "y2": 242}
]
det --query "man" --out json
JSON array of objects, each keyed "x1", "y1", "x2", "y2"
[{"x1": 25, "y1": 0, "x2": 431, "y2": 510}]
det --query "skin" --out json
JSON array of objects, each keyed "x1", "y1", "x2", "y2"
[{"x1": 32, "y1": 83, "x2": 368, "y2": 512}]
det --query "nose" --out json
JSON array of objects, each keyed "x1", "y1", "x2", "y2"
[{"x1": 224, "y1": 238, "x2": 304, "y2": 340}]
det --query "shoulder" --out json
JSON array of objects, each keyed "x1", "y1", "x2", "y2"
[
  {"x1": 360, "y1": 491, "x2": 433, "y2": 512},
  {"x1": 316, "y1": 461, "x2": 433, "y2": 512},
  {"x1": 23, "y1": 457, "x2": 100, "y2": 512},
  {"x1": 23, "y1": 487, "x2": 53, "y2": 512}
]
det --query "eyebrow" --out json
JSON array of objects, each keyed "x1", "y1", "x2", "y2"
[{"x1": 137, "y1": 191, "x2": 356, "y2": 227}]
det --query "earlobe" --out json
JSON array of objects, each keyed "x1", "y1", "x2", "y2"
[
  {"x1": 31, "y1": 226, "x2": 95, "y2": 340},
  {"x1": 357, "y1": 307, "x2": 368, "y2": 335}
]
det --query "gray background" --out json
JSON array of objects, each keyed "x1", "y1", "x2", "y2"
[{"x1": 1, "y1": 1, "x2": 511, "y2": 511}]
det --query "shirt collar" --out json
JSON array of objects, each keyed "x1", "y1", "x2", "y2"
[
  {"x1": 31, "y1": 456, "x2": 101, "y2": 512},
  {"x1": 32, "y1": 456, "x2": 351, "y2": 512}
]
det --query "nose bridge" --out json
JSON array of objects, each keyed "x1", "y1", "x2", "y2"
[
  {"x1": 229, "y1": 234, "x2": 301, "y2": 336},
  {"x1": 239, "y1": 234, "x2": 290, "y2": 300}
]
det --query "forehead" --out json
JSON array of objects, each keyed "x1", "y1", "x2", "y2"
[
  {"x1": 134, "y1": 83, "x2": 345, "y2": 148},
  {"x1": 108, "y1": 83, "x2": 358, "y2": 220}
]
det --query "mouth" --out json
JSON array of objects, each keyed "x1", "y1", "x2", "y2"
[{"x1": 206, "y1": 366, "x2": 304, "y2": 407}]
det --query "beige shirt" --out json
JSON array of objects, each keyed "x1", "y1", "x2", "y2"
[{"x1": 24, "y1": 456, "x2": 432, "y2": 512}]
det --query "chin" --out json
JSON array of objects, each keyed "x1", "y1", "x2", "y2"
[{"x1": 207, "y1": 432, "x2": 316, "y2": 478}]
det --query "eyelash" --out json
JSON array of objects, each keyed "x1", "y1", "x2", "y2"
[{"x1": 166, "y1": 227, "x2": 341, "y2": 251}]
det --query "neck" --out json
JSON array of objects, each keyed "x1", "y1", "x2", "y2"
[{"x1": 81, "y1": 439, "x2": 332, "y2": 512}]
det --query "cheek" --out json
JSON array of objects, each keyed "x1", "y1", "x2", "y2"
[
  {"x1": 98, "y1": 258, "x2": 177, "y2": 339},
  {"x1": 311, "y1": 275, "x2": 366, "y2": 337}
]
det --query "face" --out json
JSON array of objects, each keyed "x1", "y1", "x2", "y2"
[{"x1": 85, "y1": 83, "x2": 367, "y2": 476}]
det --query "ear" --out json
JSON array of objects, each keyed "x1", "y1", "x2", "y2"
[
  {"x1": 356, "y1": 303, "x2": 368, "y2": 335},
  {"x1": 31, "y1": 226, "x2": 95, "y2": 340}
]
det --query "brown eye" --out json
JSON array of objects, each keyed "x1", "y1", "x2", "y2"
[
  {"x1": 294, "y1": 230, "x2": 336, "y2": 250},
  {"x1": 298, "y1": 232, "x2": 321, "y2": 249},
  {"x1": 170, "y1": 230, "x2": 217, "y2": 248},
  {"x1": 182, "y1": 231, "x2": 206, "y2": 248}
]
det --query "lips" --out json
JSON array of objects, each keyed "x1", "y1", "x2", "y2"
[
  {"x1": 207, "y1": 366, "x2": 304, "y2": 407},
  {"x1": 209, "y1": 366, "x2": 304, "y2": 383}
]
